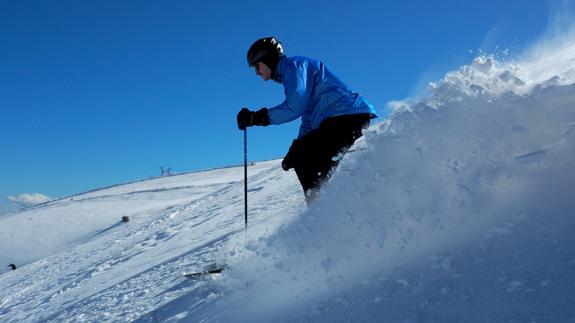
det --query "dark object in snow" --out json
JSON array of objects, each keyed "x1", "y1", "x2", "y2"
[
  {"x1": 184, "y1": 263, "x2": 227, "y2": 279},
  {"x1": 8, "y1": 264, "x2": 16, "y2": 270},
  {"x1": 122, "y1": 216, "x2": 129, "y2": 223}
]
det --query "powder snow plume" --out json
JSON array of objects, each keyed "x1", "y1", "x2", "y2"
[{"x1": 181, "y1": 27, "x2": 575, "y2": 322}]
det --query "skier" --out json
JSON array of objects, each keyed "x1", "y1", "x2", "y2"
[{"x1": 237, "y1": 37, "x2": 377, "y2": 204}]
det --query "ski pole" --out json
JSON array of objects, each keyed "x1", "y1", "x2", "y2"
[{"x1": 244, "y1": 128, "x2": 248, "y2": 228}]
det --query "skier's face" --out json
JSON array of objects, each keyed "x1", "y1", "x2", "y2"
[{"x1": 254, "y1": 62, "x2": 272, "y2": 81}]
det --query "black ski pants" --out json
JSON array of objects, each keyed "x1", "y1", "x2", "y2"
[{"x1": 282, "y1": 113, "x2": 371, "y2": 204}]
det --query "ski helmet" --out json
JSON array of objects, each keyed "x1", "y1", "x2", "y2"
[{"x1": 246, "y1": 37, "x2": 284, "y2": 68}]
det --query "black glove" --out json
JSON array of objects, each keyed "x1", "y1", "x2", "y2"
[
  {"x1": 281, "y1": 139, "x2": 300, "y2": 171},
  {"x1": 237, "y1": 108, "x2": 270, "y2": 130},
  {"x1": 281, "y1": 158, "x2": 291, "y2": 171}
]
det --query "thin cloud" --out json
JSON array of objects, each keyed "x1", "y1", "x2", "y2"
[{"x1": 8, "y1": 193, "x2": 51, "y2": 207}]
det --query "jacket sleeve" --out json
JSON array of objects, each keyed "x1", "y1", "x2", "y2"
[{"x1": 268, "y1": 61, "x2": 312, "y2": 125}]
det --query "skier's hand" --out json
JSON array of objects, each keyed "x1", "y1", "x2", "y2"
[
  {"x1": 281, "y1": 158, "x2": 292, "y2": 171},
  {"x1": 237, "y1": 108, "x2": 252, "y2": 130},
  {"x1": 237, "y1": 107, "x2": 270, "y2": 130},
  {"x1": 281, "y1": 139, "x2": 300, "y2": 171}
]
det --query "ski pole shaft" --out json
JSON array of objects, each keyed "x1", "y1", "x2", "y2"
[{"x1": 244, "y1": 128, "x2": 248, "y2": 228}]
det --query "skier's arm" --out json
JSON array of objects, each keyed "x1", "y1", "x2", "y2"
[{"x1": 268, "y1": 63, "x2": 312, "y2": 125}]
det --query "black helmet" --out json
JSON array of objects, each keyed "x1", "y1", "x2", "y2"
[{"x1": 247, "y1": 37, "x2": 284, "y2": 67}]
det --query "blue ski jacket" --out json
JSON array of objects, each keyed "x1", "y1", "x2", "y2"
[{"x1": 268, "y1": 56, "x2": 377, "y2": 138}]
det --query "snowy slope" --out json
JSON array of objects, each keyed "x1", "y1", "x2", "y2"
[
  {"x1": 0, "y1": 160, "x2": 305, "y2": 321},
  {"x1": 2, "y1": 34, "x2": 575, "y2": 322}
]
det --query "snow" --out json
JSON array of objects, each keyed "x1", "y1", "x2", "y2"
[
  {"x1": 0, "y1": 161, "x2": 304, "y2": 321},
  {"x1": 1, "y1": 34, "x2": 575, "y2": 322}
]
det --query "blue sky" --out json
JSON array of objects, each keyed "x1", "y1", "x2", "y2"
[{"x1": 0, "y1": 0, "x2": 567, "y2": 204}]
